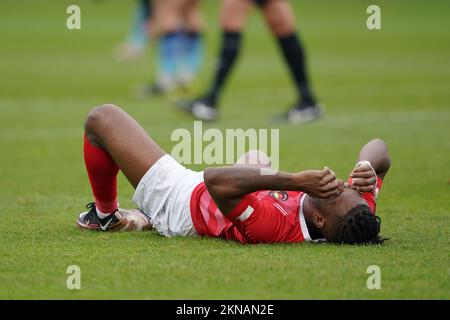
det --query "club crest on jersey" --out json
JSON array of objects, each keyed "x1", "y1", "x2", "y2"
[{"x1": 269, "y1": 191, "x2": 288, "y2": 201}]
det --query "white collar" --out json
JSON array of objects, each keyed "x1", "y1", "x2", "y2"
[
  {"x1": 299, "y1": 194, "x2": 312, "y2": 242},
  {"x1": 299, "y1": 194, "x2": 327, "y2": 243}
]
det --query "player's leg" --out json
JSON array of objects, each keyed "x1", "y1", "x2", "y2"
[
  {"x1": 150, "y1": 0, "x2": 185, "y2": 93},
  {"x1": 114, "y1": 0, "x2": 151, "y2": 62},
  {"x1": 178, "y1": 0, "x2": 204, "y2": 88},
  {"x1": 179, "y1": 0, "x2": 252, "y2": 121},
  {"x1": 183, "y1": 0, "x2": 203, "y2": 33},
  {"x1": 261, "y1": 0, "x2": 322, "y2": 123},
  {"x1": 77, "y1": 104, "x2": 165, "y2": 230},
  {"x1": 84, "y1": 104, "x2": 165, "y2": 188}
]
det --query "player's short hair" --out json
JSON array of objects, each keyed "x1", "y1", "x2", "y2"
[{"x1": 335, "y1": 204, "x2": 385, "y2": 245}]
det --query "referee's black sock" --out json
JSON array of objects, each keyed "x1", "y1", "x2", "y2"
[
  {"x1": 204, "y1": 31, "x2": 242, "y2": 107},
  {"x1": 277, "y1": 32, "x2": 316, "y2": 108}
]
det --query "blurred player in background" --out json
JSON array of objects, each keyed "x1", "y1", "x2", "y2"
[
  {"x1": 114, "y1": 0, "x2": 152, "y2": 62},
  {"x1": 149, "y1": 0, "x2": 204, "y2": 95},
  {"x1": 180, "y1": 0, "x2": 321, "y2": 123},
  {"x1": 115, "y1": 0, "x2": 205, "y2": 96}
]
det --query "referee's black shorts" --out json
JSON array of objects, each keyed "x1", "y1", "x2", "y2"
[{"x1": 253, "y1": 0, "x2": 269, "y2": 8}]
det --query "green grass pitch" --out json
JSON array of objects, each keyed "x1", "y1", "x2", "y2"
[{"x1": 0, "y1": 0, "x2": 449, "y2": 299}]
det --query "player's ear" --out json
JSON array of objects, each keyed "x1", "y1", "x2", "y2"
[{"x1": 312, "y1": 212, "x2": 325, "y2": 229}]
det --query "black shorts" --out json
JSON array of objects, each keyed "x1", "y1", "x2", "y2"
[{"x1": 253, "y1": 0, "x2": 269, "y2": 8}]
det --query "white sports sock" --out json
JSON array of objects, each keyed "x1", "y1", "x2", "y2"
[{"x1": 96, "y1": 206, "x2": 118, "y2": 219}]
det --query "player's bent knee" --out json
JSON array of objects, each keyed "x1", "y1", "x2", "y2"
[
  {"x1": 372, "y1": 138, "x2": 387, "y2": 145},
  {"x1": 84, "y1": 104, "x2": 121, "y2": 134}
]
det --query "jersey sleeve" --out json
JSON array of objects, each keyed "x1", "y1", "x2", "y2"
[
  {"x1": 227, "y1": 193, "x2": 261, "y2": 221},
  {"x1": 348, "y1": 178, "x2": 383, "y2": 214},
  {"x1": 226, "y1": 193, "x2": 290, "y2": 243}
]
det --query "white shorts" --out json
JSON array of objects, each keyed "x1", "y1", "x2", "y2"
[{"x1": 132, "y1": 155, "x2": 203, "y2": 237}]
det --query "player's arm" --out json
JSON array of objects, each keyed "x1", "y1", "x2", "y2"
[
  {"x1": 204, "y1": 165, "x2": 341, "y2": 215},
  {"x1": 349, "y1": 138, "x2": 391, "y2": 192}
]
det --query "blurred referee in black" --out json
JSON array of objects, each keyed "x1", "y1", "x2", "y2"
[{"x1": 179, "y1": 0, "x2": 321, "y2": 123}]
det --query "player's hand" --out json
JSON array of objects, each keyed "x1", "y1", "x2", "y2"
[
  {"x1": 296, "y1": 167, "x2": 342, "y2": 198},
  {"x1": 347, "y1": 162, "x2": 377, "y2": 192}
]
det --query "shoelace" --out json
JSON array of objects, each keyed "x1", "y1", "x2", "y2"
[{"x1": 85, "y1": 202, "x2": 95, "y2": 210}]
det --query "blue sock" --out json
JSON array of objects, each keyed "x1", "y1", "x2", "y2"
[
  {"x1": 184, "y1": 31, "x2": 203, "y2": 76},
  {"x1": 128, "y1": 0, "x2": 151, "y2": 46},
  {"x1": 158, "y1": 31, "x2": 184, "y2": 80}
]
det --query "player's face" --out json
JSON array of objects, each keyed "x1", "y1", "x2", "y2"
[
  {"x1": 315, "y1": 189, "x2": 367, "y2": 241},
  {"x1": 323, "y1": 189, "x2": 365, "y2": 217}
]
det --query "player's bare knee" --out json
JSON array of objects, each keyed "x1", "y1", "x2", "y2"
[
  {"x1": 84, "y1": 104, "x2": 120, "y2": 134},
  {"x1": 220, "y1": 15, "x2": 244, "y2": 32},
  {"x1": 372, "y1": 138, "x2": 387, "y2": 146},
  {"x1": 266, "y1": 15, "x2": 293, "y2": 36},
  {"x1": 264, "y1": 2, "x2": 295, "y2": 37},
  {"x1": 220, "y1": 0, "x2": 249, "y2": 31}
]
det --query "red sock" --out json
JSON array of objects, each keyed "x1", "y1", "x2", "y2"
[{"x1": 83, "y1": 135, "x2": 119, "y2": 214}]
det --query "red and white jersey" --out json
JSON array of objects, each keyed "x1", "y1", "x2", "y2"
[
  {"x1": 189, "y1": 178, "x2": 383, "y2": 244},
  {"x1": 190, "y1": 183, "x2": 312, "y2": 244}
]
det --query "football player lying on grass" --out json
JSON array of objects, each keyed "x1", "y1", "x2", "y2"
[{"x1": 77, "y1": 104, "x2": 391, "y2": 244}]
